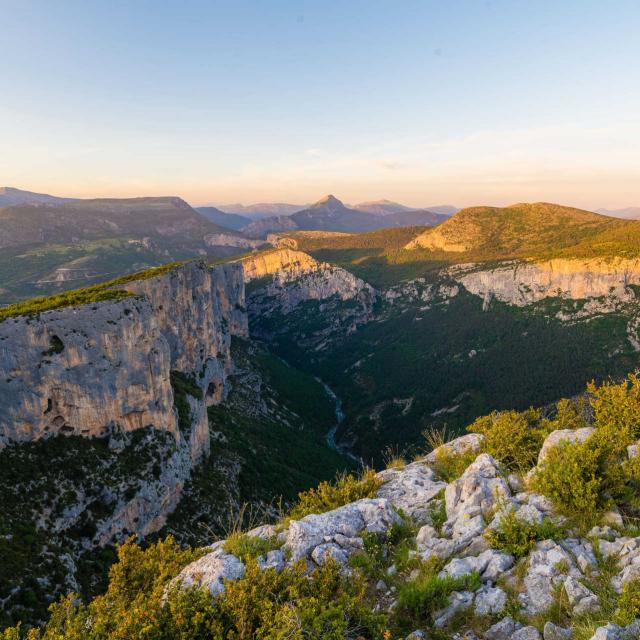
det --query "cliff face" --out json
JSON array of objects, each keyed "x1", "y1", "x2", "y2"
[
  {"x1": 241, "y1": 249, "x2": 377, "y2": 351},
  {"x1": 0, "y1": 262, "x2": 247, "y2": 451},
  {"x1": 452, "y1": 258, "x2": 640, "y2": 307}
]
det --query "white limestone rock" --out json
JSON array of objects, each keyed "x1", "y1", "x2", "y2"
[
  {"x1": 376, "y1": 460, "x2": 446, "y2": 522},
  {"x1": 433, "y1": 590, "x2": 474, "y2": 627},
  {"x1": 283, "y1": 497, "x2": 402, "y2": 562},
  {"x1": 512, "y1": 628, "x2": 542, "y2": 640},
  {"x1": 474, "y1": 586, "x2": 507, "y2": 615},
  {"x1": 425, "y1": 433, "x2": 485, "y2": 465},
  {"x1": 537, "y1": 428, "x2": 595, "y2": 464},
  {"x1": 564, "y1": 576, "x2": 600, "y2": 615},
  {"x1": 173, "y1": 547, "x2": 245, "y2": 596},
  {"x1": 444, "y1": 454, "x2": 511, "y2": 543},
  {"x1": 484, "y1": 616, "x2": 523, "y2": 640}
]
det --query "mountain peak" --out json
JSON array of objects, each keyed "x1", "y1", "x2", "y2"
[{"x1": 313, "y1": 194, "x2": 344, "y2": 208}]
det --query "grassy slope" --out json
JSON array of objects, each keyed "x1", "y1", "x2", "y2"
[{"x1": 0, "y1": 261, "x2": 186, "y2": 321}]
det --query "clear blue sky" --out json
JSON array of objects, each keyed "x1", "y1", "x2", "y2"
[{"x1": 1, "y1": 0, "x2": 639, "y2": 208}]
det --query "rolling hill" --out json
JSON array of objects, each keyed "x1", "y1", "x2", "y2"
[
  {"x1": 0, "y1": 197, "x2": 250, "y2": 303},
  {"x1": 404, "y1": 202, "x2": 624, "y2": 257}
]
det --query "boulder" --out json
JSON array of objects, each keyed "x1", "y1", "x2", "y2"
[
  {"x1": 564, "y1": 576, "x2": 600, "y2": 615},
  {"x1": 512, "y1": 628, "x2": 542, "y2": 640},
  {"x1": 537, "y1": 428, "x2": 595, "y2": 464},
  {"x1": 474, "y1": 586, "x2": 507, "y2": 615},
  {"x1": 444, "y1": 454, "x2": 511, "y2": 542},
  {"x1": 283, "y1": 498, "x2": 402, "y2": 562},
  {"x1": 173, "y1": 547, "x2": 245, "y2": 596},
  {"x1": 257, "y1": 549, "x2": 285, "y2": 573},
  {"x1": 376, "y1": 460, "x2": 446, "y2": 521},
  {"x1": 543, "y1": 622, "x2": 572, "y2": 639},
  {"x1": 425, "y1": 433, "x2": 485, "y2": 464},
  {"x1": 484, "y1": 616, "x2": 523, "y2": 640},
  {"x1": 433, "y1": 590, "x2": 474, "y2": 627}
]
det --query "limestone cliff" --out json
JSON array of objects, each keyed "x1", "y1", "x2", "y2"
[
  {"x1": 451, "y1": 258, "x2": 640, "y2": 308},
  {"x1": 0, "y1": 261, "x2": 248, "y2": 552},
  {"x1": 240, "y1": 249, "x2": 377, "y2": 350},
  {"x1": 0, "y1": 261, "x2": 247, "y2": 451}
]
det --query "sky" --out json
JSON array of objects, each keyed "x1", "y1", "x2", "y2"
[{"x1": 1, "y1": 0, "x2": 640, "y2": 209}]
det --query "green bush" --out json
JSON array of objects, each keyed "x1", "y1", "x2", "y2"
[
  {"x1": 394, "y1": 557, "x2": 480, "y2": 629},
  {"x1": 468, "y1": 407, "x2": 550, "y2": 473},
  {"x1": 223, "y1": 533, "x2": 281, "y2": 563},
  {"x1": 287, "y1": 468, "x2": 382, "y2": 520},
  {"x1": 484, "y1": 507, "x2": 564, "y2": 558},
  {"x1": 530, "y1": 422, "x2": 633, "y2": 529},
  {"x1": 431, "y1": 446, "x2": 478, "y2": 482},
  {"x1": 13, "y1": 538, "x2": 385, "y2": 640},
  {"x1": 617, "y1": 576, "x2": 640, "y2": 626}
]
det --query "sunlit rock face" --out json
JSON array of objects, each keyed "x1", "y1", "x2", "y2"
[
  {"x1": 0, "y1": 261, "x2": 247, "y2": 451},
  {"x1": 451, "y1": 258, "x2": 640, "y2": 307}
]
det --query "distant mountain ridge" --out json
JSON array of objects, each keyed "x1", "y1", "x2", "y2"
[
  {"x1": 214, "y1": 202, "x2": 305, "y2": 220},
  {"x1": 243, "y1": 195, "x2": 449, "y2": 237},
  {"x1": 354, "y1": 199, "x2": 458, "y2": 217},
  {"x1": 0, "y1": 186, "x2": 76, "y2": 207},
  {"x1": 196, "y1": 206, "x2": 251, "y2": 230},
  {"x1": 596, "y1": 206, "x2": 640, "y2": 220}
]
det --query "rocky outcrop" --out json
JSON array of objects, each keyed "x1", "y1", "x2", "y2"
[
  {"x1": 241, "y1": 249, "x2": 377, "y2": 350},
  {"x1": 0, "y1": 261, "x2": 247, "y2": 450},
  {"x1": 451, "y1": 258, "x2": 640, "y2": 308},
  {"x1": 0, "y1": 261, "x2": 248, "y2": 545},
  {"x1": 170, "y1": 433, "x2": 640, "y2": 639}
]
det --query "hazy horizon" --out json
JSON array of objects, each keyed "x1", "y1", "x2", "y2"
[{"x1": 2, "y1": 1, "x2": 640, "y2": 209}]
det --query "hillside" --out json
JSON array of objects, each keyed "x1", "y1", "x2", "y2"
[
  {"x1": 0, "y1": 197, "x2": 253, "y2": 303},
  {"x1": 0, "y1": 197, "x2": 233, "y2": 249},
  {"x1": 11, "y1": 375, "x2": 640, "y2": 640},
  {"x1": 405, "y1": 202, "x2": 619, "y2": 256}
]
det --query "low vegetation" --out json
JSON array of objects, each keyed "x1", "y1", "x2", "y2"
[
  {"x1": 484, "y1": 506, "x2": 564, "y2": 558},
  {"x1": 287, "y1": 468, "x2": 382, "y2": 520},
  {"x1": 0, "y1": 262, "x2": 185, "y2": 321}
]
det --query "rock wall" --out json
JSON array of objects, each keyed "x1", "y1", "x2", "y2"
[
  {"x1": 0, "y1": 261, "x2": 248, "y2": 547},
  {"x1": 0, "y1": 261, "x2": 248, "y2": 451},
  {"x1": 451, "y1": 258, "x2": 640, "y2": 308}
]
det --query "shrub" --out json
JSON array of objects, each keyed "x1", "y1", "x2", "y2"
[
  {"x1": 431, "y1": 446, "x2": 477, "y2": 482},
  {"x1": 288, "y1": 468, "x2": 382, "y2": 520},
  {"x1": 530, "y1": 420, "x2": 634, "y2": 530},
  {"x1": 394, "y1": 557, "x2": 480, "y2": 630},
  {"x1": 589, "y1": 374, "x2": 640, "y2": 440},
  {"x1": 223, "y1": 532, "x2": 281, "y2": 563},
  {"x1": 468, "y1": 407, "x2": 550, "y2": 472},
  {"x1": 484, "y1": 507, "x2": 564, "y2": 558},
  {"x1": 617, "y1": 576, "x2": 640, "y2": 625},
  {"x1": 17, "y1": 552, "x2": 385, "y2": 640}
]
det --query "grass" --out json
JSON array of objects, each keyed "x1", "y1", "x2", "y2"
[
  {"x1": 287, "y1": 467, "x2": 382, "y2": 520},
  {"x1": 223, "y1": 532, "x2": 281, "y2": 563},
  {"x1": 484, "y1": 506, "x2": 565, "y2": 558},
  {"x1": 0, "y1": 261, "x2": 185, "y2": 321}
]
